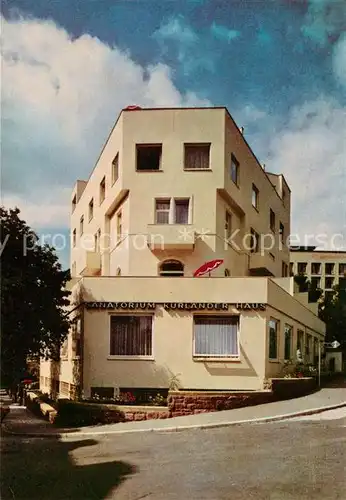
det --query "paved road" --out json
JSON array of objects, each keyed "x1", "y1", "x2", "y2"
[{"x1": 2, "y1": 412, "x2": 346, "y2": 499}]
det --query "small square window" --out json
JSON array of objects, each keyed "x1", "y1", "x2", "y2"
[
  {"x1": 252, "y1": 184, "x2": 259, "y2": 210},
  {"x1": 311, "y1": 263, "x2": 321, "y2": 275},
  {"x1": 137, "y1": 145, "x2": 162, "y2": 171},
  {"x1": 297, "y1": 262, "x2": 307, "y2": 274},
  {"x1": 325, "y1": 277, "x2": 334, "y2": 289},
  {"x1": 184, "y1": 144, "x2": 210, "y2": 170},
  {"x1": 325, "y1": 263, "x2": 334, "y2": 275},
  {"x1": 230, "y1": 154, "x2": 239, "y2": 185},
  {"x1": 174, "y1": 199, "x2": 189, "y2": 224}
]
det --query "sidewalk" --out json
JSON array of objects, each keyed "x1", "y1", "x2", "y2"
[{"x1": 2, "y1": 383, "x2": 346, "y2": 438}]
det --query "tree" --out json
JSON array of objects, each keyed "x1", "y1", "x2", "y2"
[
  {"x1": 1, "y1": 207, "x2": 71, "y2": 391},
  {"x1": 293, "y1": 274, "x2": 323, "y2": 302},
  {"x1": 319, "y1": 285, "x2": 346, "y2": 344}
]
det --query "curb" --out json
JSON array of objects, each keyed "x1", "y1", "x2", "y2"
[{"x1": 2, "y1": 401, "x2": 346, "y2": 438}]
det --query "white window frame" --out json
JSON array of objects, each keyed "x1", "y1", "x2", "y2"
[
  {"x1": 192, "y1": 315, "x2": 240, "y2": 360},
  {"x1": 108, "y1": 314, "x2": 154, "y2": 360}
]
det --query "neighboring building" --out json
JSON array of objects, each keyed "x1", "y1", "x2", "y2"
[
  {"x1": 40, "y1": 107, "x2": 325, "y2": 399},
  {"x1": 290, "y1": 246, "x2": 346, "y2": 296}
]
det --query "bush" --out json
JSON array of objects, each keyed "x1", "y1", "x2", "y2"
[{"x1": 54, "y1": 401, "x2": 125, "y2": 427}]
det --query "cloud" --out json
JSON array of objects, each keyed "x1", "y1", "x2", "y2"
[
  {"x1": 267, "y1": 96, "x2": 346, "y2": 249},
  {"x1": 153, "y1": 15, "x2": 214, "y2": 74},
  {"x1": 1, "y1": 14, "x2": 209, "y2": 234},
  {"x1": 302, "y1": 0, "x2": 346, "y2": 46},
  {"x1": 210, "y1": 22, "x2": 240, "y2": 42}
]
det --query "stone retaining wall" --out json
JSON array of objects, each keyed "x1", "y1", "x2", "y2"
[{"x1": 168, "y1": 391, "x2": 273, "y2": 417}]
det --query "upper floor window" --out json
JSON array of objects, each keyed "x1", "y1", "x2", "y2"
[
  {"x1": 80, "y1": 216, "x2": 84, "y2": 235},
  {"x1": 325, "y1": 263, "x2": 335, "y2": 275},
  {"x1": 155, "y1": 198, "x2": 190, "y2": 224},
  {"x1": 339, "y1": 263, "x2": 346, "y2": 275},
  {"x1": 268, "y1": 318, "x2": 279, "y2": 359},
  {"x1": 112, "y1": 154, "x2": 119, "y2": 184},
  {"x1": 279, "y1": 222, "x2": 284, "y2": 242},
  {"x1": 99, "y1": 176, "x2": 106, "y2": 204},
  {"x1": 94, "y1": 229, "x2": 101, "y2": 252},
  {"x1": 72, "y1": 229, "x2": 76, "y2": 247},
  {"x1": 184, "y1": 143, "x2": 210, "y2": 170},
  {"x1": 252, "y1": 184, "x2": 259, "y2": 210},
  {"x1": 230, "y1": 154, "x2": 239, "y2": 185},
  {"x1": 250, "y1": 228, "x2": 260, "y2": 253},
  {"x1": 155, "y1": 199, "x2": 170, "y2": 224},
  {"x1": 225, "y1": 211, "x2": 232, "y2": 240},
  {"x1": 311, "y1": 262, "x2": 321, "y2": 275},
  {"x1": 297, "y1": 262, "x2": 307, "y2": 274},
  {"x1": 117, "y1": 212, "x2": 122, "y2": 242},
  {"x1": 159, "y1": 259, "x2": 184, "y2": 277},
  {"x1": 282, "y1": 262, "x2": 289, "y2": 277},
  {"x1": 270, "y1": 209, "x2": 276, "y2": 232},
  {"x1": 136, "y1": 144, "x2": 162, "y2": 171},
  {"x1": 88, "y1": 198, "x2": 94, "y2": 221},
  {"x1": 72, "y1": 195, "x2": 76, "y2": 213}
]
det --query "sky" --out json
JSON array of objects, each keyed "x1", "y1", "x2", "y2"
[{"x1": 1, "y1": 0, "x2": 346, "y2": 269}]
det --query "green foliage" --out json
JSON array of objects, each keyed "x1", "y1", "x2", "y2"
[
  {"x1": 294, "y1": 274, "x2": 323, "y2": 302},
  {"x1": 1, "y1": 206, "x2": 71, "y2": 387},
  {"x1": 319, "y1": 285, "x2": 346, "y2": 344},
  {"x1": 147, "y1": 393, "x2": 167, "y2": 406}
]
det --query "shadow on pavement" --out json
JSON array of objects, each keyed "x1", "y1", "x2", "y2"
[
  {"x1": 1, "y1": 435, "x2": 137, "y2": 499},
  {"x1": 322, "y1": 375, "x2": 346, "y2": 388}
]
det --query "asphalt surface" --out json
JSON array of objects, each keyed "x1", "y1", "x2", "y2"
[{"x1": 2, "y1": 408, "x2": 346, "y2": 500}]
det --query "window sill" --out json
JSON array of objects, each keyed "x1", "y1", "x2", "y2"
[
  {"x1": 193, "y1": 356, "x2": 240, "y2": 362},
  {"x1": 268, "y1": 359, "x2": 280, "y2": 363},
  {"x1": 183, "y1": 168, "x2": 212, "y2": 172},
  {"x1": 136, "y1": 169, "x2": 163, "y2": 173},
  {"x1": 107, "y1": 356, "x2": 154, "y2": 361}
]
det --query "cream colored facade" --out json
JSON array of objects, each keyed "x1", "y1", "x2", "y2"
[
  {"x1": 40, "y1": 107, "x2": 325, "y2": 398},
  {"x1": 290, "y1": 247, "x2": 346, "y2": 294}
]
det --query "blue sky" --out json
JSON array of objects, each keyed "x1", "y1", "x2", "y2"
[{"x1": 1, "y1": 0, "x2": 346, "y2": 268}]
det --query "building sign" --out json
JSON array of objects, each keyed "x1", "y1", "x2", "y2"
[{"x1": 85, "y1": 302, "x2": 266, "y2": 311}]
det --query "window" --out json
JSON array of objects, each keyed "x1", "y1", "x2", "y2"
[
  {"x1": 297, "y1": 330, "x2": 304, "y2": 353},
  {"x1": 91, "y1": 387, "x2": 114, "y2": 399},
  {"x1": 306, "y1": 334, "x2": 312, "y2": 357},
  {"x1": 339, "y1": 277, "x2": 346, "y2": 290},
  {"x1": 72, "y1": 319, "x2": 81, "y2": 357},
  {"x1": 100, "y1": 176, "x2": 106, "y2": 204},
  {"x1": 155, "y1": 199, "x2": 170, "y2": 224},
  {"x1": 230, "y1": 154, "x2": 239, "y2": 185},
  {"x1": 289, "y1": 262, "x2": 294, "y2": 276},
  {"x1": 88, "y1": 198, "x2": 94, "y2": 221},
  {"x1": 270, "y1": 209, "x2": 276, "y2": 232},
  {"x1": 80, "y1": 215, "x2": 84, "y2": 235},
  {"x1": 325, "y1": 277, "x2": 334, "y2": 289},
  {"x1": 224, "y1": 268, "x2": 230, "y2": 277},
  {"x1": 250, "y1": 228, "x2": 260, "y2": 253},
  {"x1": 72, "y1": 195, "x2": 76, "y2": 213},
  {"x1": 155, "y1": 198, "x2": 190, "y2": 224},
  {"x1": 116, "y1": 212, "x2": 122, "y2": 242},
  {"x1": 268, "y1": 319, "x2": 279, "y2": 359},
  {"x1": 194, "y1": 316, "x2": 239, "y2": 357},
  {"x1": 282, "y1": 262, "x2": 289, "y2": 277},
  {"x1": 311, "y1": 276, "x2": 321, "y2": 288},
  {"x1": 325, "y1": 263, "x2": 334, "y2": 275},
  {"x1": 297, "y1": 262, "x2": 307, "y2": 274},
  {"x1": 112, "y1": 154, "x2": 119, "y2": 184},
  {"x1": 225, "y1": 211, "x2": 232, "y2": 240},
  {"x1": 94, "y1": 229, "x2": 101, "y2": 252},
  {"x1": 159, "y1": 259, "x2": 184, "y2": 277},
  {"x1": 184, "y1": 143, "x2": 210, "y2": 170},
  {"x1": 72, "y1": 229, "x2": 76, "y2": 247},
  {"x1": 110, "y1": 315, "x2": 153, "y2": 356},
  {"x1": 279, "y1": 222, "x2": 284, "y2": 243},
  {"x1": 311, "y1": 262, "x2": 321, "y2": 275},
  {"x1": 252, "y1": 184, "x2": 259, "y2": 209},
  {"x1": 174, "y1": 199, "x2": 189, "y2": 224},
  {"x1": 339, "y1": 263, "x2": 346, "y2": 275},
  {"x1": 136, "y1": 144, "x2": 162, "y2": 171},
  {"x1": 284, "y1": 324, "x2": 293, "y2": 360}
]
